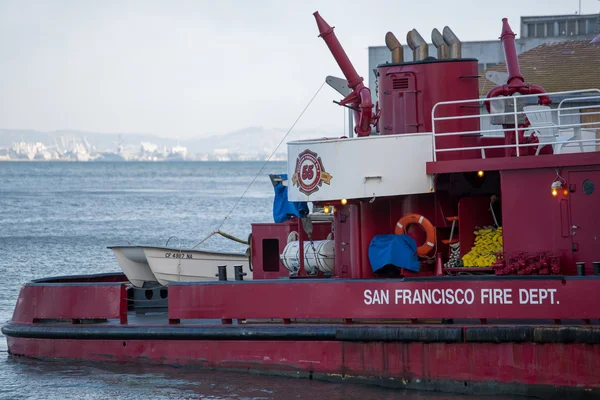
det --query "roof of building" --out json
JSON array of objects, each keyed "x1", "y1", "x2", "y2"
[
  {"x1": 479, "y1": 39, "x2": 600, "y2": 96},
  {"x1": 521, "y1": 13, "x2": 599, "y2": 21}
]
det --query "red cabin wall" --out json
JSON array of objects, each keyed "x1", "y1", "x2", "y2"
[
  {"x1": 251, "y1": 167, "x2": 597, "y2": 279},
  {"x1": 568, "y1": 168, "x2": 600, "y2": 275},
  {"x1": 500, "y1": 166, "x2": 600, "y2": 275},
  {"x1": 334, "y1": 204, "x2": 362, "y2": 278},
  {"x1": 358, "y1": 201, "x2": 389, "y2": 278},
  {"x1": 377, "y1": 59, "x2": 481, "y2": 161},
  {"x1": 501, "y1": 169, "x2": 574, "y2": 272},
  {"x1": 251, "y1": 219, "x2": 333, "y2": 279},
  {"x1": 354, "y1": 194, "x2": 438, "y2": 277}
]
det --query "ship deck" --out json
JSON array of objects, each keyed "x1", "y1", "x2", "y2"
[
  {"x1": 5, "y1": 271, "x2": 600, "y2": 341},
  {"x1": 426, "y1": 149, "x2": 600, "y2": 174}
]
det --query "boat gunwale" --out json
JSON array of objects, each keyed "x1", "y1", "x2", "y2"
[
  {"x1": 108, "y1": 245, "x2": 247, "y2": 258},
  {"x1": 25, "y1": 272, "x2": 600, "y2": 286}
]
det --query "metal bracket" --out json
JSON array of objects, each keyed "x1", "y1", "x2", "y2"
[
  {"x1": 269, "y1": 174, "x2": 288, "y2": 187},
  {"x1": 333, "y1": 100, "x2": 359, "y2": 112},
  {"x1": 326, "y1": 75, "x2": 351, "y2": 97}
]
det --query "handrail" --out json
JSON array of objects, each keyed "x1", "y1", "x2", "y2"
[
  {"x1": 431, "y1": 88, "x2": 600, "y2": 161},
  {"x1": 435, "y1": 138, "x2": 600, "y2": 154},
  {"x1": 558, "y1": 95, "x2": 600, "y2": 109},
  {"x1": 558, "y1": 95, "x2": 600, "y2": 127}
]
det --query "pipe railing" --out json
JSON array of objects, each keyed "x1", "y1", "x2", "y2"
[
  {"x1": 558, "y1": 96, "x2": 600, "y2": 125},
  {"x1": 431, "y1": 89, "x2": 600, "y2": 161}
]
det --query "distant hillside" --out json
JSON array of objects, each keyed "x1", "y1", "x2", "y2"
[
  {"x1": 0, "y1": 129, "x2": 172, "y2": 151},
  {"x1": 186, "y1": 127, "x2": 333, "y2": 160},
  {"x1": 0, "y1": 127, "x2": 336, "y2": 160}
]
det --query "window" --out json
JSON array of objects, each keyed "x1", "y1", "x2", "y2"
[
  {"x1": 567, "y1": 20, "x2": 577, "y2": 35},
  {"x1": 559, "y1": 21, "x2": 566, "y2": 35},
  {"x1": 527, "y1": 23, "x2": 535, "y2": 37},
  {"x1": 586, "y1": 18, "x2": 596, "y2": 34},
  {"x1": 535, "y1": 23, "x2": 546, "y2": 37}
]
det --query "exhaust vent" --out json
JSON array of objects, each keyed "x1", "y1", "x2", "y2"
[
  {"x1": 406, "y1": 29, "x2": 428, "y2": 61},
  {"x1": 442, "y1": 26, "x2": 462, "y2": 59},
  {"x1": 431, "y1": 28, "x2": 450, "y2": 59},
  {"x1": 392, "y1": 78, "x2": 409, "y2": 90},
  {"x1": 385, "y1": 32, "x2": 403, "y2": 63}
]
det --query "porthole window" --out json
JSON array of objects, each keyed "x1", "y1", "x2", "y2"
[{"x1": 582, "y1": 179, "x2": 594, "y2": 195}]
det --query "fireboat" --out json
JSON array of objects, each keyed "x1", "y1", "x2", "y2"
[{"x1": 4, "y1": 12, "x2": 600, "y2": 399}]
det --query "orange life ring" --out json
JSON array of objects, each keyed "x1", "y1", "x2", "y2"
[{"x1": 394, "y1": 213, "x2": 436, "y2": 256}]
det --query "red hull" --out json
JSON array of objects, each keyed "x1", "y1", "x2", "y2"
[
  {"x1": 4, "y1": 274, "x2": 600, "y2": 399},
  {"x1": 6, "y1": 335, "x2": 600, "y2": 398}
]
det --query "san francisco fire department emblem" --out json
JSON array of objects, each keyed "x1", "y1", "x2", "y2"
[{"x1": 291, "y1": 149, "x2": 333, "y2": 195}]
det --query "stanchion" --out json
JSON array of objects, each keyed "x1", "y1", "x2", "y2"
[
  {"x1": 215, "y1": 265, "x2": 228, "y2": 281},
  {"x1": 234, "y1": 265, "x2": 247, "y2": 281}
]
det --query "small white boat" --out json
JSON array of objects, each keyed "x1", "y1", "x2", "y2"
[
  {"x1": 142, "y1": 246, "x2": 251, "y2": 285},
  {"x1": 107, "y1": 245, "x2": 158, "y2": 288},
  {"x1": 109, "y1": 244, "x2": 251, "y2": 287}
]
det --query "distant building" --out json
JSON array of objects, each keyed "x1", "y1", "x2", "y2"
[
  {"x1": 521, "y1": 13, "x2": 599, "y2": 39},
  {"x1": 479, "y1": 39, "x2": 600, "y2": 145},
  {"x1": 10, "y1": 141, "x2": 56, "y2": 160},
  {"x1": 368, "y1": 13, "x2": 600, "y2": 98},
  {"x1": 140, "y1": 142, "x2": 158, "y2": 154},
  {"x1": 166, "y1": 145, "x2": 188, "y2": 161},
  {"x1": 480, "y1": 39, "x2": 600, "y2": 95}
]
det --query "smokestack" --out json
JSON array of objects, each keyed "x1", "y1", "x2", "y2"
[
  {"x1": 406, "y1": 29, "x2": 428, "y2": 61},
  {"x1": 431, "y1": 28, "x2": 449, "y2": 59},
  {"x1": 385, "y1": 32, "x2": 403, "y2": 63},
  {"x1": 442, "y1": 26, "x2": 462, "y2": 59}
]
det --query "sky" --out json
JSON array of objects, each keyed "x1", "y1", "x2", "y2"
[{"x1": 0, "y1": 0, "x2": 598, "y2": 139}]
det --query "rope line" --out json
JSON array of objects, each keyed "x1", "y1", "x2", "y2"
[{"x1": 192, "y1": 80, "x2": 327, "y2": 250}]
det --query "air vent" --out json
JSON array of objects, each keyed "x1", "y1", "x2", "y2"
[{"x1": 392, "y1": 78, "x2": 409, "y2": 90}]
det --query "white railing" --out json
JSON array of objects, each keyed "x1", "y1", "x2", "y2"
[{"x1": 431, "y1": 89, "x2": 600, "y2": 161}]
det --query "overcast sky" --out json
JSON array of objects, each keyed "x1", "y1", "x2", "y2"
[{"x1": 0, "y1": 0, "x2": 597, "y2": 139}]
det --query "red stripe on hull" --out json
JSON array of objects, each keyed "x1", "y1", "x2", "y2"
[
  {"x1": 7, "y1": 337, "x2": 600, "y2": 396},
  {"x1": 169, "y1": 278, "x2": 599, "y2": 321}
]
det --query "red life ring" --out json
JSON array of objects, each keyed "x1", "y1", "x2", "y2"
[{"x1": 394, "y1": 213, "x2": 436, "y2": 256}]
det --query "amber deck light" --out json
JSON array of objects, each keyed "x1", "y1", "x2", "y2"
[{"x1": 551, "y1": 181, "x2": 562, "y2": 197}]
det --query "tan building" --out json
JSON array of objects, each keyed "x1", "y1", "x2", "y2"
[
  {"x1": 481, "y1": 38, "x2": 600, "y2": 149},
  {"x1": 480, "y1": 39, "x2": 600, "y2": 94}
]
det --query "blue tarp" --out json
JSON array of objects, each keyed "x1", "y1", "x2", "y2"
[
  {"x1": 368, "y1": 234, "x2": 420, "y2": 272},
  {"x1": 273, "y1": 174, "x2": 309, "y2": 223}
]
